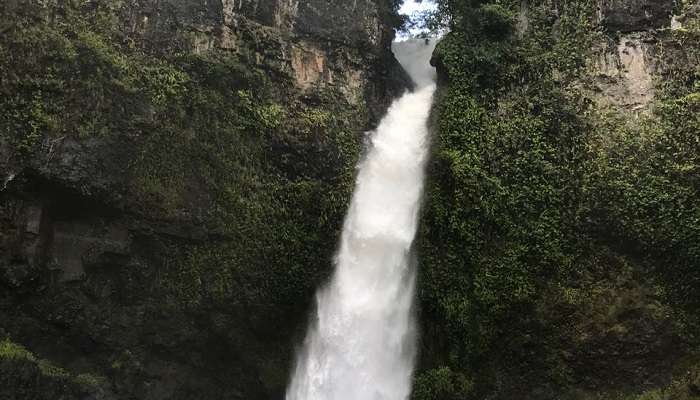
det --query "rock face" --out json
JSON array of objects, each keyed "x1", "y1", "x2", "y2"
[
  {"x1": 0, "y1": 1, "x2": 408, "y2": 399},
  {"x1": 422, "y1": 1, "x2": 699, "y2": 400},
  {"x1": 120, "y1": 0, "x2": 406, "y2": 106},
  {"x1": 590, "y1": 33, "x2": 658, "y2": 112},
  {"x1": 599, "y1": 0, "x2": 675, "y2": 32},
  {"x1": 588, "y1": 1, "x2": 695, "y2": 114}
]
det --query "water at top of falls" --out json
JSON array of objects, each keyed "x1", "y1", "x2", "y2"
[
  {"x1": 286, "y1": 38, "x2": 437, "y2": 400},
  {"x1": 392, "y1": 39, "x2": 438, "y2": 89}
]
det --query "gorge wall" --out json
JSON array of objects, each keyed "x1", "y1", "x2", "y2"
[
  {"x1": 416, "y1": 0, "x2": 700, "y2": 399},
  {"x1": 2, "y1": 0, "x2": 699, "y2": 400},
  {"x1": 0, "y1": 1, "x2": 407, "y2": 399}
]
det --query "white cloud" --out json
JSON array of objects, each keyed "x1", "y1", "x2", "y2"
[
  {"x1": 399, "y1": 0, "x2": 436, "y2": 15},
  {"x1": 396, "y1": 0, "x2": 439, "y2": 40}
]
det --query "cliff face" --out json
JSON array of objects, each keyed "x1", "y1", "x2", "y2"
[
  {"x1": 418, "y1": 0, "x2": 699, "y2": 399},
  {"x1": 0, "y1": 1, "x2": 407, "y2": 399},
  {"x1": 598, "y1": 0, "x2": 675, "y2": 32},
  {"x1": 590, "y1": 0, "x2": 692, "y2": 113}
]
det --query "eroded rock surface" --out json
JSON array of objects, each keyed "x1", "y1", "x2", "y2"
[
  {"x1": 0, "y1": 1, "x2": 408, "y2": 399},
  {"x1": 591, "y1": 33, "x2": 657, "y2": 112},
  {"x1": 599, "y1": 0, "x2": 675, "y2": 32}
]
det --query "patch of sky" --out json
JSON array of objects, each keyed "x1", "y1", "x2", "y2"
[{"x1": 397, "y1": 1, "x2": 439, "y2": 40}]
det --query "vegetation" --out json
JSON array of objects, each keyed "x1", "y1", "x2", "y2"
[
  {"x1": 1, "y1": 0, "x2": 362, "y2": 307},
  {"x1": 0, "y1": 338, "x2": 106, "y2": 399},
  {"x1": 1, "y1": 1, "x2": 369, "y2": 397},
  {"x1": 1, "y1": 0, "x2": 699, "y2": 399},
  {"x1": 414, "y1": 0, "x2": 700, "y2": 398}
]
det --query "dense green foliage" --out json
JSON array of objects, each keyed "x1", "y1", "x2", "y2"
[
  {"x1": 0, "y1": 338, "x2": 106, "y2": 399},
  {"x1": 415, "y1": 1, "x2": 700, "y2": 399},
  {"x1": 589, "y1": 30, "x2": 700, "y2": 314}
]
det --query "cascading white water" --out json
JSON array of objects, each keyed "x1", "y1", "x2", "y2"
[{"x1": 286, "y1": 39, "x2": 437, "y2": 400}]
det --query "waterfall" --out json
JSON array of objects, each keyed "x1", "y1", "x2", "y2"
[{"x1": 287, "y1": 39, "x2": 437, "y2": 400}]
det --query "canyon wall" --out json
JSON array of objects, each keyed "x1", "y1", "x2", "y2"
[{"x1": 0, "y1": 1, "x2": 407, "y2": 399}]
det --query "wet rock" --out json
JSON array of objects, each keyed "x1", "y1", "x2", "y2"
[
  {"x1": 599, "y1": 0, "x2": 675, "y2": 32},
  {"x1": 0, "y1": 201, "x2": 47, "y2": 287},
  {"x1": 0, "y1": 1, "x2": 407, "y2": 399},
  {"x1": 30, "y1": 136, "x2": 134, "y2": 204},
  {"x1": 50, "y1": 220, "x2": 132, "y2": 283},
  {"x1": 690, "y1": 367, "x2": 700, "y2": 395},
  {"x1": 1, "y1": 264, "x2": 33, "y2": 287}
]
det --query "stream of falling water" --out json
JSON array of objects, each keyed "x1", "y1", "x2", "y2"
[{"x1": 286, "y1": 39, "x2": 437, "y2": 400}]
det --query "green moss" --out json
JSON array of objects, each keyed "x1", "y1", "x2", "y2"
[
  {"x1": 417, "y1": 0, "x2": 699, "y2": 398},
  {"x1": 37, "y1": 359, "x2": 70, "y2": 378},
  {"x1": 614, "y1": 363, "x2": 700, "y2": 400},
  {"x1": 2, "y1": 2, "x2": 370, "y2": 397},
  {"x1": 588, "y1": 27, "x2": 700, "y2": 321},
  {"x1": 0, "y1": 338, "x2": 107, "y2": 398},
  {"x1": 1, "y1": 0, "x2": 362, "y2": 334},
  {"x1": 413, "y1": 367, "x2": 474, "y2": 400},
  {"x1": 73, "y1": 373, "x2": 107, "y2": 388},
  {"x1": 0, "y1": 339, "x2": 35, "y2": 361}
]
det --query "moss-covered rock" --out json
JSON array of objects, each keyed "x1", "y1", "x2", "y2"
[
  {"x1": 0, "y1": 0, "x2": 407, "y2": 398},
  {"x1": 0, "y1": 338, "x2": 112, "y2": 399},
  {"x1": 416, "y1": 1, "x2": 699, "y2": 399}
]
